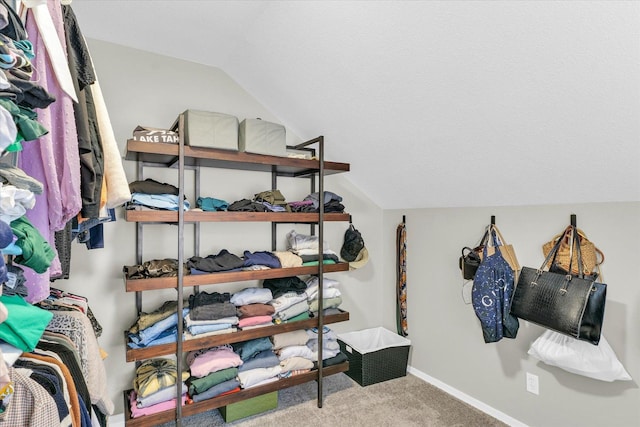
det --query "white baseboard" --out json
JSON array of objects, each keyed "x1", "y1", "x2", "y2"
[
  {"x1": 407, "y1": 365, "x2": 528, "y2": 427},
  {"x1": 108, "y1": 412, "x2": 125, "y2": 427}
]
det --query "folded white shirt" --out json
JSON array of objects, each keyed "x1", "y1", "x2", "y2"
[
  {"x1": 231, "y1": 287, "x2": 273, "y2": 306},
  {"x1": 269, "y1": 291, "x2": 308, "y2": 312},
  {"x1": 238, "y1": 366, "x2": 282, "y2": 388},
  {"x1": 277, "y1": 345, "x2": 316, "y2": 361}
]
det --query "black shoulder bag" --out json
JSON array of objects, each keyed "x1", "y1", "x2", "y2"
[
  {"x1": 509, "y1": 226, "x2": 606, "y2": 345},
  {"x1": 459, "y1": 229, "x2": 488, "y2": 280}
]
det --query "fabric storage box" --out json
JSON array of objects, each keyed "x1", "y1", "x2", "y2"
[
  {"x1": 337, "y1": 327, "x2": 411, "y2": 386},
  {"x1": 218, "y1": 391, "x2": 278, "y2": 422},
  {"x1": 286, "y1": 147, "x2": 313, "y2": 159},
  {"x1": 182, "y1": 109, "x2": 239, "y2": 150},
  {"x1": 238, "y1": 118, "x2": 286, "y2": 156}
]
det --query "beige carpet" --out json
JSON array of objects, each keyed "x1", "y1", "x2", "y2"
[{"x1": 161, "y1": 373, "x2": 508, "y2": 427}]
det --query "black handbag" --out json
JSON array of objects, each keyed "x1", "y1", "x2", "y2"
[
  {"x1": 459, "y1": 247, "x2": 481, "y2": 280},
  {"x1": 459, "y1": 229, "x2": 489, "y2": 280},
  {"x1": 509, "y1": 226, "x2": 606, "y2": 345}
]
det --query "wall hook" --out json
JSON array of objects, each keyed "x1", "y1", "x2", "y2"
[
  {"x1": 491, "y1": 215, "x2": 495, "y2": 225},
  {"x1": 570, "y1": 214, "x2": 577, "y2": 227}
]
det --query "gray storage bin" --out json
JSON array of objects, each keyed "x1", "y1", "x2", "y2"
[
  {"x1": 238, "y1": 118, "x2": 286, "y2": 156},
  {"x1": 183, "y1": 110, "x2": 239, "y2": 151}
]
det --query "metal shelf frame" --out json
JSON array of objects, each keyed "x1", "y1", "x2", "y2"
[{"x1": 126, "y1": 114, "x2": 348, "y2": 425}]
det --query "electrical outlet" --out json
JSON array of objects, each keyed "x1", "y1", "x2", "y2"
[{"x1": 526, "y1": 372, "x2": 539, "y2": 395}]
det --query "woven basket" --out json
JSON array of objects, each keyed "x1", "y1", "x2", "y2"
[
  {"x1": 338, "y1": 327, "x2": 411, "y2": 386},
  {"x1": 542, "y1": 227, "x2": 604, "y2": 274}
]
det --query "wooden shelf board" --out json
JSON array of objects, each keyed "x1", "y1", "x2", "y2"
[
  {"x1": 124, "y1": 210, "x2": 350, "y2": 223},
  {"x1": 125, "y1": 263, "x2": 349, "y2": 292},
  {"x1": 125, "y1": 140, "x2": 349, "y2": 176},
  {"x1": 123, "y1": 362, "x2": 349, "y2": 427},
  {"x1": 125, "y1": 310, "x2": 349, "y2": 362}
]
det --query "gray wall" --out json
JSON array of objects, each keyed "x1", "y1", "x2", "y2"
[
  {"x1": 63, "y1": 39, "x2": 638, "y2": 425},
  {"x1": 63, "y1": 39, "x2": 384, "y2": 414},
  {"x1": 384, "y1": 203, "x2": 639, "y2": 426}
]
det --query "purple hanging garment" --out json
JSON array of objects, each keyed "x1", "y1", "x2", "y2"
[{"x1": 19, "y1": 0, "x2": 81, "y2": 302}]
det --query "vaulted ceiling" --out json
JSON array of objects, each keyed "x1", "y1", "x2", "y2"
[{"x1": 72, "y1": 1, "x2": 640, "y2": 209}]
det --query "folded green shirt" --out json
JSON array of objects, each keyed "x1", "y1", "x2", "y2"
[
  {"x1": 188, "y1": 367, "x2": 238, "y2": 395},
  {"x1": 0, "y1": 295, "x2": 53, "y2": 351},
  {"x1": 11, "y1": 215, "x2": 55, "y2": 273}
]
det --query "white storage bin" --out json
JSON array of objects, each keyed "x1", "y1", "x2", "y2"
[
  {"x1": 238, "y1": 118, "x2": 286, "y2": 156},
  {"x1": 183, "y1": 109, "x2": 239, "y2": 151}
]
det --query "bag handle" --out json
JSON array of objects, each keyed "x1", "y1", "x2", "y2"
[
  {"x1": 529, "y1": 228, "x2": 570, "y2": 289},
  {"x1": 547, "y1": 225, "x2": 572, "y2": 270},
  {"x1": 550, "y1": 225, "x2": 601, "y2": 276},
  {"x1": 568, "y1": 225, "x2": 592, "y2": 279},
  {"x1": 490, "y1": 224, "x2": 509, "y2": 247},
  {"x1": 566, "y1": 226, "x2": 581, "y2": 277},
  {"x1": 550, "y1": 226, "x2": 585, "y2": 295},
  {"x1": 539, "y1": 229, "x2": 566, "y2": 271},
  {"x1": 481, "y1": 225, "x2": 502, "y2": 258},
  {"x1": 461, "y1": 247, "x2": 475, "y2": 257},
  {"x1": 477, "y1": 228, "x2": 490, "y2": 248},
  {"x1": 577, "y1": 229, "x2": 606, "y2": 267}
]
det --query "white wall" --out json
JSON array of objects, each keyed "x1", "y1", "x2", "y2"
[
  {"x1": 59, "y1": 39, "x2": 384, "y2": 414},
  {"x1": 384, "y1": 203, "x2": 639, "y2": 426}
]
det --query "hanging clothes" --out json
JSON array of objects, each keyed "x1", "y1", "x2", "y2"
[
  {"x1": 45, "y1": 310, "x2": 114, "y2": 416},
  {"x1": 3, "y1": 367, "x2": 60, "y2": 426},
  {"x1": 91, "y1": 77, "x2": 131, "y2": 208},
  {"x1": 396, "y1": 219, "x2": 408, "y2": 337},
  {"x1": 18, "y1": 0, "x2": 81, "y2": 302},
  {"x1": 62, "y1": 2, "x2": 102, "y2": 220}
]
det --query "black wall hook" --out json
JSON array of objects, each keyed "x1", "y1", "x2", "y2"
[
  {"x1": 491, "y1": 215, "x2": 495, "y2": 225},
  {"x1": 570, "y1": 214, "x2": 577, "y2": 227}
]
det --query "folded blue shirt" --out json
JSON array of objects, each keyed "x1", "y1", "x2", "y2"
[
  {"x1": 238, "y1": 349, "x2": 280, "y2": 372},
  {"x1": 131, "y1": 193, "x2": 190, "y2": 211},
  {"x1": 128, "y1": 325, "x2": 183, "y2": 349},
  {"x1": 196, "y1": 197, "x2": 228, "y2": 212},
  {"x1": 242, "y1": 251, "x2": 281, "y2": 269},
  {"x1": 128, "y1": 308, "x2": 189, "y2": 347}
]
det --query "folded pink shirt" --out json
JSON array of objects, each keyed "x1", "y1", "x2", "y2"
[
  {"x1": 190, "y1": 346, "x2": 243, "y2": 378},
  {"x1": 238, "y1": 315, "x2": 273, "y2": 329},
  {"x1": 129, "y1": 391, "x2": 186, "y2": 418}
]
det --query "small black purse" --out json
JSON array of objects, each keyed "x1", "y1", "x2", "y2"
[
  {"x1": 459, "y1": 229, "x2": 489, "y2": 280},
  {"x1": 459, "y1": 247, "x2": 481, "y2": 280}
]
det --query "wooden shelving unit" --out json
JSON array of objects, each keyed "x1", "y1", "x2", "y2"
[{"x1": 122, "y1": 123, "x2": 351, "y2": 425}]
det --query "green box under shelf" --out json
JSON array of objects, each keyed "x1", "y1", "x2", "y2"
[{"x1": 218, "y1": 391, "x2": 278, "y2": 422}]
